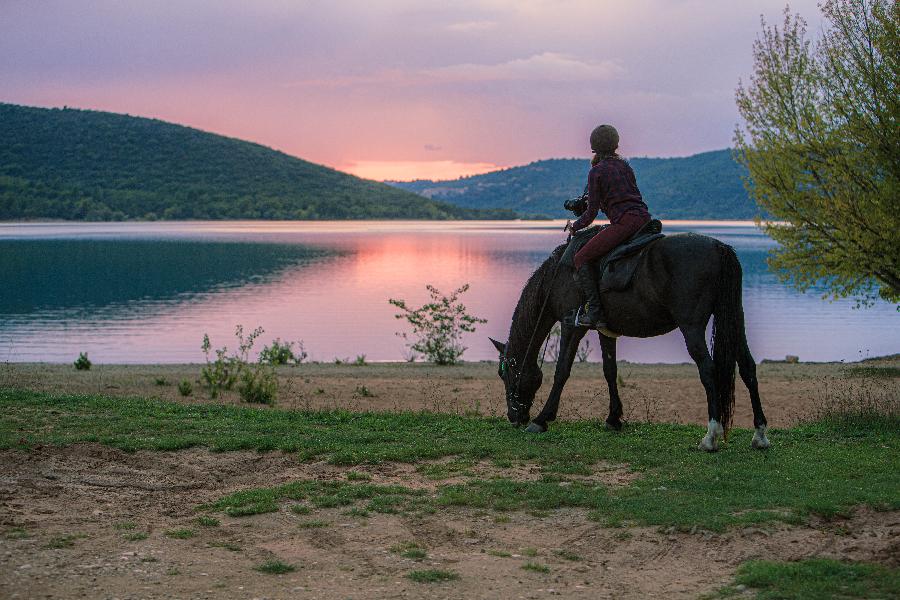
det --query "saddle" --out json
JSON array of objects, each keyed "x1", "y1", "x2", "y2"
[{"x1": 560, "y1": 219, "x2": 664, "y2": 293}]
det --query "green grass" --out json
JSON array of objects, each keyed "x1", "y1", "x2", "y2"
[
  {"x1": 521, "y1": 562, "x2": 550, "y2": 573},
  {"x1": 2, "y1": 389, "x2": 899, "y2": 531},
  {"x1": 406, "y1": 569, "x2": 459, "y2": 583},
  {"x1": 289, "y1": 504, "x2": 311, "y2": 515},
  {"x1": 123, "y1": 532, "x2": 149, "y2": 541},
  {"x1": 113, "y1": 521, "x2": 136, "y2": 530},
  {"x1": 3, "y1": 527, "x2": 31, "y2": 539},
  {"x1": 487, "y1": 549, "x2": 511, "y2": 557},
  {"x1": 196, "y1": 516, "x2": 219, "y2": 527},
  {"x1": 45, "y1": 533, "x2": 87, "y2": 548},
  {"x1": 714, "y1": 559, "x2": 900, "y2": 599},
  {"x1": 165, "y1": 528, "x2": 195, "y2": 539},
  {"x1": 554, "y1": 549, "x2": 582, "y2": 561},
  {"x1": 254, "y1": 560, "x2": 295, "y2": 575},
  {"x1": 391, "y1": 541, "x2": 426, "y2": 559}
]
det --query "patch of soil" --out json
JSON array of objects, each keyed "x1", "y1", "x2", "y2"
[{"x1": 1, "y1": 445, "x2": 897, "y2": 599}]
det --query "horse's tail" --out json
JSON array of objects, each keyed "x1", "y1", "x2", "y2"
[{"x1": 711, "y1": 243, "x2": 743, "y2": 436}]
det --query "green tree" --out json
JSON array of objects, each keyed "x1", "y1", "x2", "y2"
[
  {"x1": 734, "y1": 0, "x2": 899, "y2": 304},
  {"x1": 389, "y1": 284, "x2": 487, "y2": 365}
]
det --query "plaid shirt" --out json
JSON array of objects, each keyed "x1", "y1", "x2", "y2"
[{"x1": 572, "y1": 157, "x2": 649, "y2": 231}]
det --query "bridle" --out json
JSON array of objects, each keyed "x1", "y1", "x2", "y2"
[{"x1": 501, "y1": 228, "x2": 571, "y2": 418}]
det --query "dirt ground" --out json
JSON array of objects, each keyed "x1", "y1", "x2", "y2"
[
  {"x1": 1, "y1": 444, "x2": 898, "y2": 600},
  {"x1": 1, "y1": 358, "x2": 897, "y2": 598},
  {"x1": 2, "y1": 356, "x2": 898, "y2": 429}
]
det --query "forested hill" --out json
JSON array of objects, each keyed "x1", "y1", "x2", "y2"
[
  {"x1": 390, "y1": 150, "x2": 761, "y2": 220},
  {"x1": 0, "y1": 103, "x2": 516, "y2": 221}
]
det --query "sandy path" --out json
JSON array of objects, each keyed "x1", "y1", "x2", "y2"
[{"x1": 2, "y1": 444, "x2": 897, "y2": 600}]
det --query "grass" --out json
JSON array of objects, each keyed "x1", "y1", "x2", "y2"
[
  {"x1": 2, "y1": 389, "x2": 899, "y2": 531},
  {"x1": 298, "y1": 520, "x2": 329, "y2": 529},
  {"x1": 254, "y1": 559, "x2": 295, "y2": 575},
  {"x1": 406, "y1": 569, "x2": 459, "y2": 583},
  {"x1": 3, "y1": 527, "x2": 31, "y2": 540},
  {"x1": 45, "y1": 533, "x2": 87, "y2": 548},
  {"x1": 123, "y1": 532, "x2": 149, "y2": 541},
  {"x1": 554, "y1": 549, "x2": 582, "y2": 561},
  {"x1": 521, "y1": 562, "x2": 550, "y2": 573},
  {"x1": 714, "y1": 559, "x2": 900, "y2": 599},
  {"x1": 290, "y1": 504, "x2": 311, "y2": 515},
  {"x1": 487, "y1": 549, "x2": 511, "y2": 557},
  {"x1": 391, "y1": 541, "x2": 426, "y2": 559},
  {"x1": 165, "y1": 528, "x2": 195, "y2": 539},
  {"x1": 197, "y1": 516, "x2": 219, "y2": 527}
]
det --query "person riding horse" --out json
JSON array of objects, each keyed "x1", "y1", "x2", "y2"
[{"x1": 571, "y1": 125, "x2": 652, "y2": 329}]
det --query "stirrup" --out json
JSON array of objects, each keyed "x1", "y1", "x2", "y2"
[{"x1": 573, "y1": 306, "x2": 596, "y2": 329}]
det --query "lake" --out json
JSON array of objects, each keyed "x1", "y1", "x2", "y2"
[{"x1": 1, "y1": 220, "x2": 897, "y2": 364}]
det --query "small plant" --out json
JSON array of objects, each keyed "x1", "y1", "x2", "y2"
[
  {"x1": 201, "y1": 325, "x2": 261, "y2": 398},
  {"x1": 298, "y1": 520, "x2": 329, "y2": 529},
  {"x1": 353, "y1": 354, "x2": 368, "y2": 366},
  {"x1": 154, "y1": 377, "x2": 169, "y2": 386},
  {"x1": 238, "y1": 365, "x2": 277, "y2": 405},
  {"x1": 258, "y1": 338, "x2": 307, "y2": 366},
  {"x1": 114, "y1": 521, "x2": 136, "y2": 530},
  {"x1": 576, "y1": 338, "x2": 593, "y2": 362},
  {"x1": 290, "y1": 504, "x2": 311, "y2": 515},
  {"x1": 46, "y1": 534, "x2": 87, "y2": 548},
  {"x1": 389, "y1": 284, "x2": 487, "y2": 365},
  {"x1": 197, "y1": 516, "x2": 219, "y2": 527},
  {"x1": 343, "y1": 507, "x2": 370, "y2": 518},
  {"x1": 165, "y1": 528, "x2": 195, "y2": 539},
  {"x1": 123, "y1": 532, "x2": 149, "y2": 541},
  {"x1": 488, "y1": 549, "x2": 512, "y2": 557},
  {"x1": 554, "y1": 549, "x2": 582, "y2": 561},
  {"x1": 177, "y1": 379, "x2": 193, "y2": 397},
  {"x1": 346, "y1": 471, "x2": 371, "y2": 481},
  {"x1": 354, "y1": 385, "x2": 375, "y2": 398},
  {"x1": 521, "y1": 562, "x2": 550, "y2": 573},
  {"x1": 255, "y1": 559, "x2": 295, "y2": 575},
  {"x1": 73, "y1": 352, "x2": 91, "y2": 371},
  {"x1": 391, "y1": 541, "x2": 426, "y2": 559},
  {"x1": 406, "y1": 569, "x2": 459, "y2": 583}
]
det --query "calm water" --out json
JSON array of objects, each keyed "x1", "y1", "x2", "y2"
[{"x1": 1, "y1": 221, "x2": 897, "y2": 364}]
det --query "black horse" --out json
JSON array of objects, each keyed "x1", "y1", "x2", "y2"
[{"x1": 490, "y1": 232, "x2": 770, "y2": 452}]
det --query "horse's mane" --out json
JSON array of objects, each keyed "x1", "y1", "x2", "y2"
[{"x1": 507, "y1": 243, "x2": 568, "y2": 355}]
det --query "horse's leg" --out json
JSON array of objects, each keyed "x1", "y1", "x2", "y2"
[
  {"x1": 681, "y1": 325, "x2": 723, "y2": 452},
  {"x1": 738, "y1": 340, "x2": 770, "y2": 449},
  {"x1": 526, "y1": 325, "x2": 585, "y2": 433},
  {"x1": 599, "y1": 333, "x2": 623, "y2": 430}
]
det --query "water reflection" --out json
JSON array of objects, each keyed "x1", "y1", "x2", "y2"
[{"x1": 0, "y1": 221, "x2": 896, "y2": 364}]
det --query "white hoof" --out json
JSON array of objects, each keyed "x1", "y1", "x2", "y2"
[
  {"x1": 698, "y1": 419, "x2": 723, "y2": 452},
  {"x1": 751, "y1": 426, "x2": 771, "y2": 450}
]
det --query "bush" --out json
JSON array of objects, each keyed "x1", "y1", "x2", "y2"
[
  {"x1": 200, "y1": 325, "x2": 262, "y2": 399},
  {"x1": 73, "y1": 352, "x2": 91, "y2": 371},
  {"x1": 238, "y1": 365, "x2": 277, "y2": 405},
  {"x1": 177, "y1": 380, "x2": 193, "y2": 397},
  {"x1": 389, "y1": 284, "x2": 487, "y2": 365},
  {"x1": 258, "y1": 338, "x2": 307, "y2": 365}
]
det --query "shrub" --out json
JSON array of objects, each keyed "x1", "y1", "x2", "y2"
[
  {"x1": 177, "y1": 379, "x2": 193, "y2": 397},
  {"x1": 258, "y1": 338, "x2": 307, "y2": 365},
  {"x1": 73, "y1": 352, "x2": 91, "y2": 371},
  {"x1": 353, "y1": 354, "x2": 367, "y2": 366},
  {"x1": 389, "y1": 284, "x2": 487, "y2": 365},
  {"x1": 238, "y1": 365, "x2": 277, "y2": 405},
  {"x1": 201, "y1": 325, "x2": 262, "y2": 399}
]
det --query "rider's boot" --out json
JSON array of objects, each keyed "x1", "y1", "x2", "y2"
[{"x1": 574, "y1": 263, "x2": 607, "y2": 329}]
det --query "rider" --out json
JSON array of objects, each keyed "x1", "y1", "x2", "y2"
[{"x1": 571, "y1": 124, "x2": 652, "y2": 329}]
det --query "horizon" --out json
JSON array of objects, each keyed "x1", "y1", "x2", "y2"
[{"x1": 0, "y1": 1, "x2": 822, "y2": 181}]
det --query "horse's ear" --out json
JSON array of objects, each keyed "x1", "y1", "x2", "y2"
[{"x1": 489, "y1": 337, "x2": 506, "y2": 354}]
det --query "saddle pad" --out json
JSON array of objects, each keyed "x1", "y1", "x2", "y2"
[
  {"x1": 560, "y1": 219, "x2": 663, "y2": 269},
  {"x1": 595, "y1": 239, "x2": 662, "y2": 292}
]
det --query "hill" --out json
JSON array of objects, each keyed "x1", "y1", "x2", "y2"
[
  {"x1": 390, "y1": 150, "x2": 762, "y2": 220},
  {"x1": 0, "y1": 103, "x2": 516, "y2": 221}
]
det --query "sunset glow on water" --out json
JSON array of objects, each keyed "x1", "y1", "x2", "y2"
[{"x1": 1, "y1": 220, "x2": 897, "y2": 365}]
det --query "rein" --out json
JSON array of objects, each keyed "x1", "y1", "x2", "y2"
[{"x1": 502, "y1": 228, "x2": 571, "y2": 414}]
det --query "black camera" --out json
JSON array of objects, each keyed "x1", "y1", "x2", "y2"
[{"x1": 563, "y1": 193, "x2": 587, "y2": 216}]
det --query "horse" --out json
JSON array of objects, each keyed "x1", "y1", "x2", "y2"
[{"x1": 489, "y1": 232, "x2": 771, "y2": 452}]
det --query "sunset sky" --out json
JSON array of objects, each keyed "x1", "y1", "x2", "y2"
[{"x1": 1, "y1": 1, "x2": 823, "y2": 181}]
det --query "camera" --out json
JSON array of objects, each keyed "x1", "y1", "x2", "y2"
[{"x1": 563, "y1": 193, "x2": 587, "y2": 216}]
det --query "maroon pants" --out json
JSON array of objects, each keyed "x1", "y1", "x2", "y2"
[{"x1": 573, "y1": 211, "x2": 651, "y2": 270}]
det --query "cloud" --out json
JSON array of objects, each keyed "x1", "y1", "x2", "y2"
[
  {"x1": 290, "y1": 52, "x2": 624, "y2": 89},
  {"x1": 423, "y1": 52, "x2": 624, "y2": 83},
  {"x1": 445, "y1": 20, "x2": 497, "y2": 33},
  {"x1": 340, "y1": 160, "x2": 499, "y2": 181}
]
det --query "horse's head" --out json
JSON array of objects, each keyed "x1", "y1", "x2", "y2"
[{"x1": 490, "y1": 337, "x2": 543, "y2": 426}]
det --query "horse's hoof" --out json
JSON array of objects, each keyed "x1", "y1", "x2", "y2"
[
  {"x1": 525, "y1": 422, "x2": 547, "y2": 434},
  {"x1": 698, "y1": 437, "x2": 718, "y2": 452},
  {"x1": 751, "y1": 426, "x2": 771, "y2": 449}
]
